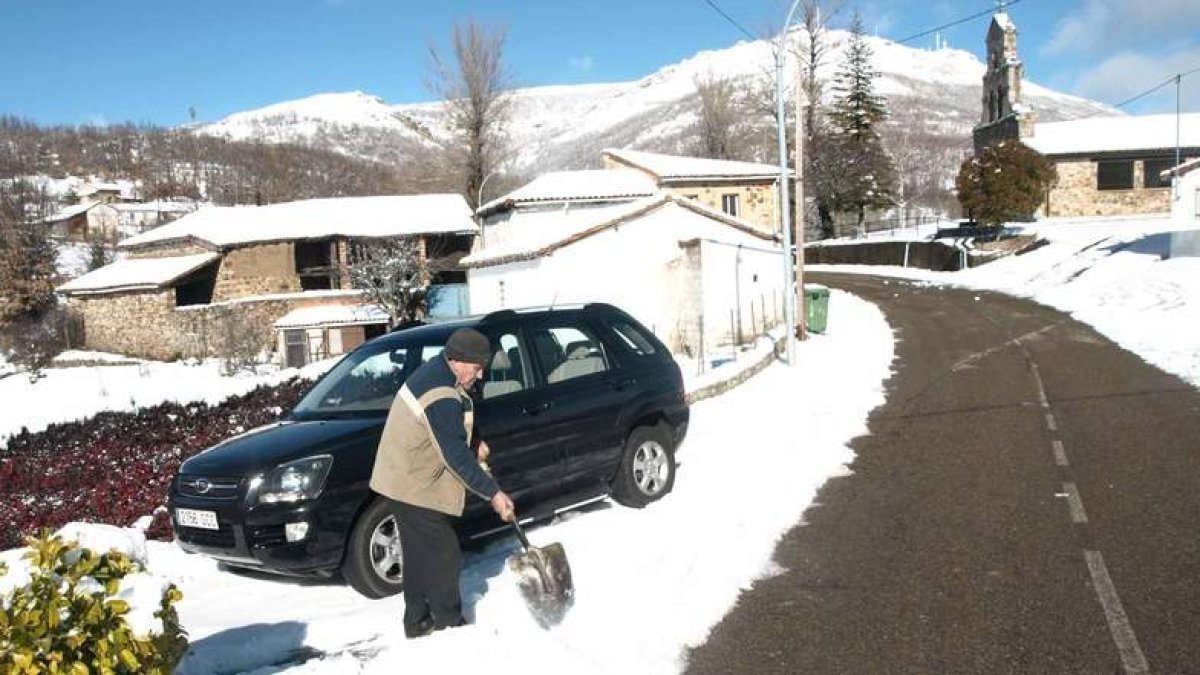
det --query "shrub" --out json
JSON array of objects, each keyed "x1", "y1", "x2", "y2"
[
  {"x1": 0, "y1": 531, "x2": 188, "y2": 674},
  {"x1": 0, "y1": 377, "x2": 310, "y2": 550},
  {"x1": 956, "y1": 141, "x2": 1057, "y2": 227}
]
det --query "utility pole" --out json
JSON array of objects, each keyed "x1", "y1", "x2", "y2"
[
  {"x1": 794, "y1": 63, "x2": 807, "y2": 340},
  {"x1": 1175, "y1": 74, "x2": 1182, "y2": 202},
  {"x1": 775, "y1": 0, "x2": 804, "y2": 365}
]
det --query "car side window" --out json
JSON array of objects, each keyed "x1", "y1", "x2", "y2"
[
  {"x1": 607, "y1": 319, "x2": 658, "y2": 356},
  {"x1": 420, "y1": 345, "x2": 444, "y2": 363},
  {"x1": 530, "y1": 323, "x2": 609, "y2": 384},
  {"x1": 481, "y1": 331, "x2": 529, "y2": 400}
]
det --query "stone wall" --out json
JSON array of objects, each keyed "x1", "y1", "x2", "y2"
[
  {"x1": 69, "y1": 291, "x2": 365, "y2": 361},
  {"x1": 661, "y1": 182, "x2": 777, "y2": 232},
  {"x1": 1045, "y1": 159, "x2": 1172, "y2": 217},
  {"x1": 212, "y1": 242, "x2": 301, "y2": 301},
  {"x1": 805, "y1": 240, "x2": 967, "y2": 271}
]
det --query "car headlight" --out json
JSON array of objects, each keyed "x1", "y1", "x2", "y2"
[{"x1": 250, "y1": 455, "x2": 333, "y2": 505}]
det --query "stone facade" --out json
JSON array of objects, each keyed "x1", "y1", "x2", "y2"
[
  {"x1": 972, "y1": 13, "x2": 1034, "y2": 155},
  {"x1": 600, "y1": 154, "x2": 782, "y2": 232},
  {"x1": 1044, "y1": 159, "x2": 1176, "y2": 217},
  {"x1": 68, "y1": 289, "x2": 365, "y2": 361},
  {"x1": 212, "y1": 243, "x2": 302, "y2": 302},
  {"x1": 660, "y1": 183, "x2": 776, "y2": 233}
]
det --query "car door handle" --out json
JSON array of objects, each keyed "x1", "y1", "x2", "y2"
[
  {"x1": 521, "y1": 402, "x2": 552, "y2": 415},
  {"x1": 611, "y1": 378, "x2": 637, "y2": 391}
]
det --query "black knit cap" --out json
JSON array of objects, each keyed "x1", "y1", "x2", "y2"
[{"x1": 444, "y1": 328, "x2": 491, "y2": 366}]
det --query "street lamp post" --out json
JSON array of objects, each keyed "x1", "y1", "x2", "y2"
[
  {"x1": 477, "y1": 171, "x2": 496, "y2": 249},
  {"x1": 775, "y1": 0, "x2": 804, "y2": 365}
]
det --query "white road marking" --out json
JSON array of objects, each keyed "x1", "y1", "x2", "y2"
[
  {"x1": 1045, "y1": 413, "x2": 1058, "y2": 431},
  {"x1": 1085, "y1": 550, "x2": 1151, "y2": 675},
  {"x1": 1063, "y1": 482, "x2": 1088, "y2": 523},
  {"x1": 1052, "y1": 440, "x2": 1069, "y2": 466}
]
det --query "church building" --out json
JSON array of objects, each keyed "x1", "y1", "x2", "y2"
[{"x1": 972, "y1": 8, "x2": 1200, "y2": 218}]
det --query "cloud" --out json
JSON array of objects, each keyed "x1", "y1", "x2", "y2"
[
  {"x1": 1045, "y1": 0, "x2": 1200, "y2": 55},
  {"x1": 84, "y1": 114, "x2": 109, "y2": 127},
  {"x1": 1070, "y1": 44, "x2": 1200, "y2": 112},
  {"x1": 568, "y1": 55, "x2": 595, "y2": 72}
]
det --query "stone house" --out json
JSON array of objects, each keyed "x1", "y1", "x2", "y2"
[
  {"x1": 973, "y1": 11, "x2": 1200, "y2": 218},
  {"x1": 600, "y1": 148, "x2": 788, "y2": 231},
  {"x1": 57, "y1": 194, "x2": 477, "y2": 366}
]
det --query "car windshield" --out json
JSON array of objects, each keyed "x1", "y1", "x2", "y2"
[{"x1": 292, "y1": 342, "x2": 418, "y2": 418}]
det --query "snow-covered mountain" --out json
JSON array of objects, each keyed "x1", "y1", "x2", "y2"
[{"x1": 197, "y1": 29, "x2": 1118, "y2": 176}]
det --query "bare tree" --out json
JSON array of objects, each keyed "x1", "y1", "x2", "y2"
[
  {"x1": 692, "y1": 73, "x2": 742, "y2": 159},
  {"x1": 346, "y1": 238, "x2": 431, "y2": 327},
  {"x1": 427, "y1": 19, "x2": 513, "y2": 210}
]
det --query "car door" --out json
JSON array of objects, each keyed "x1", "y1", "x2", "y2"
[
  {"x1": 524, "y1": 315, "x2": 627, "y2": 492},
  {"x1": 470, "y1": 323, "x2": 565, "y2": 513}
]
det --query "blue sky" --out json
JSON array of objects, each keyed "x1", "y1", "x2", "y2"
[{"x1": 1, "y1": 0, "x2": 1197, "y2": 127}]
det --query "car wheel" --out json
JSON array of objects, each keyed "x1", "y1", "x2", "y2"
[
  {"x1": 611, "y1": 425, "x2": 676, "y2": 508},
  {"x1": 341, "y1": 498, "x2": 404, "y2": 599}
]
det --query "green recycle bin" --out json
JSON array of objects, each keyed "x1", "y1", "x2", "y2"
[{"x1": 804, "y1": 284, "x2": 830, "y2": 334}]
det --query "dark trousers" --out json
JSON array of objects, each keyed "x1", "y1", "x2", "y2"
[{"x1": 394, "y1": 500, "x2": 465, "y2": 634}]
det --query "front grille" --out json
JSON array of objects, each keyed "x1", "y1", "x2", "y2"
[
  {"x1": 177, "y1": 475, "x2": 242, "y2": 500},
  {"x1": 176, "y1": 525, "x2": 236, "y2": 549}
]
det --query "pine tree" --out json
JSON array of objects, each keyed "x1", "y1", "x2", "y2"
[
  {"x1": 826, "y1": 11, "x2": 897, "y2": 233},
  {"x1": 0, "y1": 181, "x2": 57, "y2": 324}
]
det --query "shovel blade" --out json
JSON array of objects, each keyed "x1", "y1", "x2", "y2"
[{"x1": 507, "y1": 542, "x2": 574, "y2": 627}]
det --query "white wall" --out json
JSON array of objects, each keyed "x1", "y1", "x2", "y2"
[
  {"x1": 1173, "y1": 171, "x2": 1200, "y2": 221},
  {"x1": 468, "y1": 202, "x2": 784, "y2": 352}
]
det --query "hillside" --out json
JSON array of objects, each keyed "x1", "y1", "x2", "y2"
[{"x1": 197, "y1": 29, "x2": 1119, "y2": 206}]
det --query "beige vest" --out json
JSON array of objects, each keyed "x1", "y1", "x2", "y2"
[{"x1": 369, "y1": 383, "x2": 475, "y2": 516}]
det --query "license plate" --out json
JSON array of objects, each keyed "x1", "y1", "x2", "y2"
[{"x1": 176, "y1": 508, "x2": 219, "y2": 531}]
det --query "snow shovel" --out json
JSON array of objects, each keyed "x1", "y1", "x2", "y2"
[{"x1": 506, "y1": 516, "x2": 574, "y2": 627}]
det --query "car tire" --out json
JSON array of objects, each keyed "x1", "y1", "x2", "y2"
[
  {"x1": 341, "y1": 498, "x2": 404, "y2": 599},
  {"x1": 611, "y1": 425, "x2": 676, "y2": 508}
]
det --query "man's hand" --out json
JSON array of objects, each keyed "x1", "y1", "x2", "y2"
[
  {"x1": 477, "y1": 441, "x2": 491, "y2": 463},
  {"x1": 491, "y1": 490, "x2": 515, "y2": 522}
]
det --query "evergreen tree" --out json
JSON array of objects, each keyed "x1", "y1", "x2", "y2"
[
  {"x1": 826, "y1": 11, "x2": 897, "y2": 233},
  {"x1": 956, "y1": 140, "x2": 1056, "y2": 227},
  {"x1": 0, "y1": 181, "x2": 57, "y2": 324}
]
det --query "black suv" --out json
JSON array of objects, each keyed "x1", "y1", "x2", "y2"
[{"x1": 168, "y1": 303, "x2": 689, "y2": 598}]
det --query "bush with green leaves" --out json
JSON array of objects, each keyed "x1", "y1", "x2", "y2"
[
  {"x1": 956, "y1": 140, "x2": 1057, "y2": 227},
  {"x1": 0, "y1": 531, "x2": 188, "y2": 674}
]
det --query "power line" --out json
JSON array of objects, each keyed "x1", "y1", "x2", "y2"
[
  {"x1": 703, "y1": 0, "x2": 756, "y2": 42},
  {"x1": 896, "y1": 0, "x2": 1023, "y2": 45},
  {"x1": 1114, "y1": 65, "x2": 1200, "y2": 109}
]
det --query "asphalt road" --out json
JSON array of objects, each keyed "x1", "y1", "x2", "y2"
[{"x1": 685, "y1": 273, "x2": 1200, "y2": 675}]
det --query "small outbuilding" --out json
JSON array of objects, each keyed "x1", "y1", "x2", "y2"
[{"x1": 465, "y1": 193, "x2": 785, "y2": 359}]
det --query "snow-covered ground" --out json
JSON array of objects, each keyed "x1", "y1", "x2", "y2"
[
  {"x1": 809, "y1": 214, "x2": 1200, "y2": 387},
  {"x1": 4, "y1": 212, "x2": 1199, "y2": 673}
]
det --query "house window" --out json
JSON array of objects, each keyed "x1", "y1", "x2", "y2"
[
  {"x1": 1097, "y1": 160, "x2": 1133, "y2": 190},
  {"x1": 721, "y1": 194, "x2": 740, "y2": 216},
  {"x1": 1143, "y1": 158, "x2": 1173, "y2": 189},
  {"x1": 294, "y1": 240, "x2": 337, "y2": 290},
  {"x1": 284, "y1": 330, "x2": 309, "y2": 368}
]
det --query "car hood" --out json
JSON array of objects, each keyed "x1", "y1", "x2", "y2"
[{"x1": 180, "y1": 418, "x2": 385, "y2": 476}]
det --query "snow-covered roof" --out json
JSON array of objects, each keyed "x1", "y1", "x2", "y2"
[
  {"x1": 107, "y1": 201, "x2": 197, "y2": 214},
  {"x1": 118, "y1": 194, "x2": 477, "y2": 250},
  {"x1": 1163, "y1": 157, "x2": 1200, "y2": 178},
  {"x1": 45, "y1": 203, "x2": 98, "y2": 222},
  {"x1": 1025, "y1": 113, "x2": 1200, "y2": 156},
  {"x1": 602, "y1": 148, "x2": 790, "y2": 182},
  {"x1": 992, "y1": 12, "x2": 1015, "y2": 31},
  {"x1": 273, "y1": 303, "x2": 389, "y2": 329},
  {"x1": 56, "y1": 253, "x2": 219, "y2": 295},
  {"x1": 463, "y1": 194, "x2": 775, "y2": 268},
  {"x1": 477, "y1": 169, "x2": 657, "y2": 215}
]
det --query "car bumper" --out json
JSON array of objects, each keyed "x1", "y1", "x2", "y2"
[{"x1": 167, "y1": 489, "x2": 363, "y2": 576}]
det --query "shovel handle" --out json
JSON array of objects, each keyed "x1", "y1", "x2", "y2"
[{"x1": 510, "y1": 517, "x2": 532, "y2": 551}]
